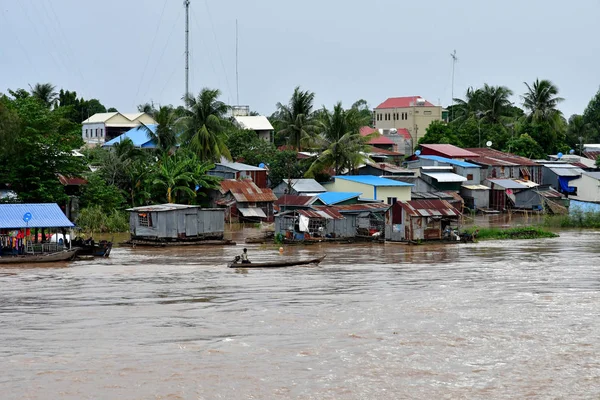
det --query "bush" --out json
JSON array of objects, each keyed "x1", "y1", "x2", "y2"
[
  {"x1": 76, "y1": 206, "x2": 129, "y2": 235},
  {"x1": 463, "y1": 226, "x2": 559, "y2": 240}
]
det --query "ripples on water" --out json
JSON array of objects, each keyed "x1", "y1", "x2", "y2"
[{"x1": 1, "y1": 231, "x2": 600, "y2": 399}]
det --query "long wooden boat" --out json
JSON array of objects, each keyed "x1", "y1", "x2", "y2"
[
  {"x1": 0, "y1": 248, "x2": 80, "y2": 264},
  {"x1": 228, "y1": 255, "x2": 326, "y2": 268},
  {"x1": 72, "y1": 239, "x2": 113, "y2": 257}
]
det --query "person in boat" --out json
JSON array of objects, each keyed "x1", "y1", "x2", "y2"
[{"x1": 240, "y1": 248, "x2": 251, "y2": 264}]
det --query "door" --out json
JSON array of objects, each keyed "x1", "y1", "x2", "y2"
[{"x1": 185, "y1": 214, "x2": 198, "y2": 237}]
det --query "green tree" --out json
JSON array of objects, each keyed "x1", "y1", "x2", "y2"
[
  {"x1": 181, "y1": 88, "x2": 231, "y2": 162},
  {"x1": 419, "y1": 120, "x2": 462, "y2": 146},
  {"x1": 351, "y1": 99, "x2": 373, "y2": 127},
  {"x1": 137, "y1": 102, "x2": 157, "y2": 114},
  {"x1": 566, "y1": 114, "x2": 590, "y2": 151},
  {"x1": 276, "y1": 86, "x2": 318, "y2": 151},
  {"x1": 477, "y1": 84, "x2": 514, "y2": 124},
  {"x1": 29, "y1": 82, "x2": 58, "y2": 109},
  {"x1": 152, "y1": 154, "x2": 196, "y2": 203},
  {"x1": 522, "y1": 79, "x2": 564, "y2": 129},
  {"x1": 79, "y1": 173, "x2": 126, "y2": 211},
  {"x1": 583, "y1": 88, "x2": 600, "y2": 142},
  {"x1": 137, "y1": 105, "x2": 179, "y2": 154},
  {"x1": 268, "y1": 150, "x2": 307, "y2": 188},
  {"x1": 503, "y1": 134, "x2": 545, "y2": 159},
  {"x1": 306, "y1": 102, "x2": 371, "y2": 177},
  {"x1": 226, "y1": 128, "x2": 276, "y2": 166}
]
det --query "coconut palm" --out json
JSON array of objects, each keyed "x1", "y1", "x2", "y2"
[
  {"x1": 452, "y1": 87, "x2": 481, "y2": 122},
  {"x1": 137, "y1": 102, "x2": 157, "y2": 114},
  {"x1": 137, "y1": 105, "x2": 179, "y2": 154},
  {"x1": 276, "y1": 86, "x2": 319, "y2": 151},
  {"x1": 186, "y1": 153, "x2": 221, "y2": 198},
  {"x1": 29, "y1": 83, "x2": 57, "y2": 109},
  {"x1": 152, "y1": 154, "x2": 196, "y2": 203},
  {"x1": 181, "y1": 88, "x2": 231, "y2": 162},
  {"x1": 306, "y1": 102, "x2": 372, "y2": 177},
  {"x1": 522, "y1": 79, "x2": 564, "y2": 126}
]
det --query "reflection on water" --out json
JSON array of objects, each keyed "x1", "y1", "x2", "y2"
[{"x1": 1, "y1": 231, "x2": 600, "y2": 399}]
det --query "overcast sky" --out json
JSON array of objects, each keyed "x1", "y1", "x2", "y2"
[{"x1": 1, "y1": 0, "x2": 599, "y2": 117}]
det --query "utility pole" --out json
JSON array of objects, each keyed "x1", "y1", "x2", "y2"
[
  {"x1": 450, "y1": 50, "x2": 458, "y2": 121},
  {"x1": 184, "y1": 0, "x2": 190, "y2": 99},
  {"x1": 235, "y1": 19, "x2": 239, "y2": 105}
]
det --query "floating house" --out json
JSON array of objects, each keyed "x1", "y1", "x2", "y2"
[
  {"x1": 274, "y1": 195, "x2": 317, "y2": 213},
  {"x1": 272, "y1": 179, "x2": 327, "y2": 198},
  {"x1": 406, "y1": 155, "x2": 481, "y2": 185},
  {"x1": 323, "y1": 175, "x2": 413, "y2": 204},
  {"x1": 385, "y1": 200, "x2": 462, "y2": 242},
  {"x1": 208, "y1": 161, "x2": 268, "y2": 189},
  {"x1": 464, "y1": 147, "x2": 542, "y2": 184},
  {"x1": 127, "y1": 204, "x2": 225, "y2": 242},
  {"x1": 275, "y1": 206, "x2": 353, "y2": 240},
  {"x1": 216, "y1": 180, "x2": 277, "y2": 222}
]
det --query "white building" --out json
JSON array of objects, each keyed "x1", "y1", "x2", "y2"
[
  {"x1": 570, "y1": 171, "x2": 600, "y2": 203},
  {"x1": 82, "y1": 112, "x2": 156, "y2": 146},
  {"x1": 233, "y1": 115, "x2": 274, "y2": 143}
]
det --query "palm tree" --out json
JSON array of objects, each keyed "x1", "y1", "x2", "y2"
[
  {"x1": 477, "y1": 84, "x2": 514, "y2": 124},
  {"x1": 181, "y1": 88, "x2": 231, "y2": 162},
  {"x1": 29, "y1": 83, "x2": 58, "y2": 108},
  {"x1": 137, "y1": 102, "x2": 157, "y2": 114},
  {"x1": 152, "y1": 154, "x2": 196, "y2": 203},
  {"x1": 522, "y1": 79, "x2": 564, "y2": 126},
  {"x1": 186, "y1": 154, "x2": 221, "y2": 199},
  {"x1": 306, "y1": 102, "x2": 372, "y2": 177},
  {"x1": 566, "y1": 114, "x2": 590, "y2": 151},
  {"x1": 137, "y1": 105, "x2": 179, "y2": 154},
  {"x1": 452, "y1": 87, "x2": 481, "y2": 122},
  {"x1": 276, "y1": 86, "x2": 318, "y2": 151}
]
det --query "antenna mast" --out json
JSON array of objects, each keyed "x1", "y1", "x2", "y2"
[
  {"x1": 450, "y1": 50, "x2": 458, "y2": 121},
  {"x1": 184, "y1": 0, "x2": 190, "y2": 99},
  {"x1": 235, "y1": 19, "x2": 239, "y2": 105}
]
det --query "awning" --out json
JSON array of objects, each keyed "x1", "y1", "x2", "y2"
[{"x1": 238, "y1": 207, "x2": 267, "y2": 218}]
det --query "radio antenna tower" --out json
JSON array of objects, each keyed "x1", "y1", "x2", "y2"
[
  {"x1": 450, "y1": 50, "x2": 458, "y2": 121},
  {"x1": 184, "y1": 0, "x2": 190, "y2": 99}
]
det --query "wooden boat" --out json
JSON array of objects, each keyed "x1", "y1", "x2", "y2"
[
  {"x1": 0, "y1": 248, "x2": 80, "y2": 264},
  {"x1": 71, "y1": 239, "x2": 113, "y2": 257},
  {"x1": 228, "y1": 255, "x2": 326, "y2": 268}
]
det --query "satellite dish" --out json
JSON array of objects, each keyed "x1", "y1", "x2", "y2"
[
  {"x1": 258, "y1": 163, "x2": 266, "y2": 168},
  {"x1": 557, "y1": 152, "x2": 563, "y2": 159},
  {"x1": 569, "y1": 149, "x2": 575, "y2": 155},
  {"x1": 389, "y1": 128, "x2": 397, "y2": 134},
  {"x1": 23, "y1": 212, "x2": 32, "y2": 223},
  {"x1": 486, "y1": 141, "x2": 492, "y2": 147},
  {"x1": 415, "y1": 150, "x2": 421, "y2": 156}
]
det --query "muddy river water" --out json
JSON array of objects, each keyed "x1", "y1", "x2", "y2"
[{"x1": 1, "y1": 230, "x2": 600, "y2": 399}]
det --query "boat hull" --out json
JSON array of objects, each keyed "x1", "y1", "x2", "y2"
[
  {"x1": 228, "y1": 255, "x2": 326, "y2": 268},
  {"x1": 0, "y1": 249, "x2": 80, "y2": 264}
]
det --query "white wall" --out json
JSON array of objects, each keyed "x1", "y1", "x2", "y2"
[{"x1": 82, "y1": 123, "x2": 106, "y2": 144}]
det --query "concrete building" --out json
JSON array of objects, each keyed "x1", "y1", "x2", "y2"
[
  {"x1": 373, "y1": 96, "x2": 443, "y2": 146},
  {"x1": 127, "y1": 204, "x2": 225, "y2": 242},
  {"x1": 324, "y1": 175, "x2": 412, "y2": 204},
  {"x1": 570, "y1": 172, "x2": 600, "y2": 203},
  {"x1": 233, "y1": 115, "x2": 274, "y2": 143},
  {"x1": 82, "y1": 112, "x2": 156, "y2": 146},
  {"x1": 102, "y1": 125, "x2": 158, "y2": 149}
]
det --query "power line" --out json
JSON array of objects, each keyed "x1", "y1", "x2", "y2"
[
  {"x1": 134, "y1": 0, "x2": 169, "y2": 109},
  {"x1": 201, "y1": 0, "x2": 233, "y2": 101},
  {"x1": 450, "y1": 50, "x2": 458, "y2": 121}
]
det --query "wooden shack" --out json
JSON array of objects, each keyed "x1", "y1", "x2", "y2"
[
  {"x1": 127, "y1": 204, "x2": 225, "y2": 242},
  {"x1": 385, "y1": 200, "x2": 461, "y2": 242}
]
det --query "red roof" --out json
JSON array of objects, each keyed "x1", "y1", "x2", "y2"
[
  {"x1": 399, "y1": 200, "x2": 461, "y2": 217},
  {"x1": 463, "y1": 148, "x2": 537, "y2": 166},
  {"x1": 583, "y1": 151, "x2": 600, "y2": 161},
  {"x1": 570, "y1": 162, "x2": 589, "y2": 169},
  {"x1": 368, "y1": 146, "x2": 404, "y2": 156},
  {"x1": 359, "y1": 126, "x2": 395, "y2": 145},
  {"x1": 376, "y1": 96, "x2": 435, "y2": 109},
  {"x1": 57, "y1": 174, "x2": 88, "y2": 186},
  {"x1": 295, "y1": 207, "x2": 344, "y2": 220},
  {"x1": 420, "y1": 144, "x2": 479, "y2": 158},
  {"x1": 396, "y1": 128, "x2": 412, "y2": 140},
  {"x1": 220, "y1": 179, "x2": 277, "y2": 202},
  {"x1": 332, "y1": 203, "x2": 391, "y2": 213},
  {"x1": 274, "y1": 195, "x2": 315, "y2": 206}
]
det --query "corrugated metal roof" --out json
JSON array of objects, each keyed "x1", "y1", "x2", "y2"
[
  {"x1": 422, "y1": 172, "x2": 467, "y2": 183},
  {"x1": 376, "y1": 96, "x2": 436, "y2": 109},
  {"x1": 103, "y1": 125, "x2": 157, "y2": 148},
  {"x1": 583, "y1": 150, "x2": 600, "y2": 161},
  {"x1": 274, "y1": 195, "x2": 316, "y2": 206},
  {"x1": 288, "y1": 179, "x2": 327, "y2": 193},
  {"x1": 368, "y1": 146, "x2": 404, "y2": 156},
  {"x1": 299, "y1": 207, "x2": 345, "y2": 220},
  {"x1": 464, "y1": 148, "x2": 537, "y2": 166},
  {"x1": 238, "y1": 207, "x2": 267, "y2": 218},
  {"x1": 420, "y1": 144, "x2": 480, "y2": 158},
  {"x1": 57, "y1": 174, "x2": 88, "y2": 186},
  {"x1": 360, "y1": 126, "x2": 395, "y2": 145},
  {"x1": 411, "y1": 192, "x2": 456, "y2": 200},
  {"x1": 487, "y1": 179, "x2": 529, "y2": 190},
  {"x1": 220, "y1": 180, "x2": 277, "y2": 202},
  {"x1": 82, "y1": 112, "x2": 120, "y2": 124},
  {"x1": 334, "y1": 175, "x2": 413, "y2": 187},
  {"x1": 548, "y1": 167, "x2": 583, "y2": 177},
  {"x1": 127, "y1": 204, "x2": 202, "y2": 212},
  {"x1": 217, "y1": 161, "x2": 266, "y2": 172},
  {"x1": 316, "y1": 192, "x2": 362, "y2": 205},
  {"x1": 364, "y1": 162, "x2": 411, "y2": 174},
  {"x1": 333, "y1": 203, "x2": 391, "y2": 213},
  {"x1": 399, "y1": 200, "x2": 461, "y2": 217},
  {"x1": 584, "y1": 171, "x2": 600, "y2": 180},
  {"x1": 234, "y1": 116, "x2": 274, "y2": 131},
  {"x1": 418, "y1": 155, "x2": 481, "y2": 168},
  {"x1": 462, "y1": 184, "x2": 490, "y2": 190},
  {"x1": 0, "y1": 203, "x2": 74, "y2": 228}
]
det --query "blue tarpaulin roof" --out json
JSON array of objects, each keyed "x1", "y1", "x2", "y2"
[
  {"x1": 570, "y1": 200, "x2": 600, "y2": 214},
  {"x1": 418, "y1": 155, "x2": 481, "y2": 168},
  {"x1": 316, "y1": 192, "x2": 362, "y2": 205},
  {"x1": 0, "y1": 204, "x2": 74, "y2": 229},
  {"x1": 334, "y1": 175, "x2": 413, "y2": 187},
  {"x1": 103, "y1": 125, "x2": 157, "y2": 148}
]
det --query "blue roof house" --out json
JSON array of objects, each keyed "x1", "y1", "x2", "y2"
[
  {"x1": 0, "y1": 203, "x2": 74, "y2": 229},
  {"x1": 323, "y1": 176, "x2": 413, "y2": 204},
  {"x1": 102, "y1": 124, "x2": 158, "y2": 148},
  {"x1": 314, "y1": 192, "x2": 362, "y2": 205},
  {"x1": 406, "y1": 155, "x2": 481, "y2": 185}
]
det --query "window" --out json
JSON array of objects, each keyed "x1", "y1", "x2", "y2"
[
  {"x1": 387, "y1": 197, "x2": 397, "y2": 205},
  {"x1": 467, "y1": 174, "x2": 474, "y2": 180},
  {"x1": 138, "y1": 213, "x2": 152, "y2": 227},
  {"x1": 100, "y1": 128, "x2": 103, "y2": 137},
  {"x1": 424, "y1": 111, "x2": 432, "y2": 116},
  {"x1": 85, "y1": 129, "x2": 88, "y2": 138}
]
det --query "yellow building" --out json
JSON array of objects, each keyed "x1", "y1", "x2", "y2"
[
  {"x1": 323, "y1": 175, "x2": 412, "y2": 204},
  {"x1": 373, "y1": 96, "x2": 443, "y2": 146}
]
